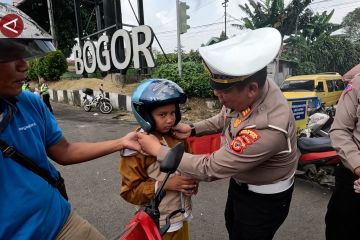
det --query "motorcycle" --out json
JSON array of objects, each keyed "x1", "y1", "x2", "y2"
[
  {"x1": 297, "y1": 136, "x2": 340, "y2": 188},
  {"x1": 297, "y1": 105, "x2": 339, "y2": 188},
  {"x1": 82, "y1": 84, "x2": 113, "y2": 114},
  {"x1": 300, "y1": 104, "x2": 336, "y2": 138},
  {"x1": 116, "y1": 142, "x2": 185, "y2": 240}
]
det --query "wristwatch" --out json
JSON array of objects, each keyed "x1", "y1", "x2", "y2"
[{"x1": 189, "y1": 123, "x2": 196, "y2": 136}]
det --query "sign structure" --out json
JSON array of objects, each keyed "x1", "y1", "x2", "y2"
[
  {"x1": 0, "y1": 13, "x2": 24, "y2": 38},
  {"x1": 73, "y1": 25, "x2": 155, "y2": 74},
  {"x1": 291, "y1": 101, "x2": 307, "y2": 121},
  {"x1": 287, "y1": 96, "x2": 319, "y2": 133}
]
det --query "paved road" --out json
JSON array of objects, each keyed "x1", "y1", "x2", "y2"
[{"x1": 53, "y1": 102, "x2": 332, "y2": 240}]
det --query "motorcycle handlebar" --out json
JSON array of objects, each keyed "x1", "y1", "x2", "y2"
[{"x1": 159, "y1": 208, "x2": 185, "y2": 236}]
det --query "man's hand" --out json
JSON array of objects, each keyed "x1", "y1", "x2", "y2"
[
  {"x1": 137, "y1": 132, "x2": 161, "y2": 156},
  {"x1": 172, "y1": 123, "x2": 192, "y2": 139},
  {"x1": 120, "y1": 132, "x2": 141, "y2": 152},
  {"x1": 162, "y1": 175, "x2": 199, "y2": 196}
]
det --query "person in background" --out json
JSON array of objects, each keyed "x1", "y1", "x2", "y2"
[
  {"x1": 0, "y1": 3, "x2": 140, "y2": 239},
  {"x1": 21, "y1": 81, "x2": 30, "y2": 91},
  {"x1": 137, "y1": 28, "x2": 299, "y2": 240},
  {"x1": 325, "y1": 76, "x2": 360, "y2": 240},
  {"x1": 119, "y1": 79, "x2": 198, "y2": 240},
  {"x1": 39, "y1": 77, "x2": 53, "y2": 113}
]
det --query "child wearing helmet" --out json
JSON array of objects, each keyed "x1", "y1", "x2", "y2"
[{"x1": 119, "y1": 79, "x2": 198, "y2": 240}]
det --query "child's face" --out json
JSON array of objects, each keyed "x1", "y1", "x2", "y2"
[{"x1": 151, "y1": 103, "x2": 177, "y2": 134}]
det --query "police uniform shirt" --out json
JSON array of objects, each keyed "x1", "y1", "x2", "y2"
[
  {"x1": 330, "y1": 75, "x2": 360, "y2": 171},
  {"x1": 157, "y1": 79, "x2": 299, "y2": 185}
]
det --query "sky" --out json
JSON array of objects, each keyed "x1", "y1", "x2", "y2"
[
  {"x1": 120, "y1": 0, "x2": 360, "y2": 53},
  {"x1": 1, "y1": 0, "x2": 360, "y2": 53}
]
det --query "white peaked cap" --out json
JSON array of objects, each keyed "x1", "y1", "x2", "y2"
[{"x1": 199, "y1": 27, "x2": 282, "y2": 77}]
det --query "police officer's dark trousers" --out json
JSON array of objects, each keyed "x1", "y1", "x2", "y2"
[
  {"x1": 325, "y1": 163, "x2": 360, "y2": 240},
  {"x1": 225, "y1": 178, "x2": 294, "y2": 240},
  {"x1": 42, "y1": 93, "x2": 53, "y2": 113}
]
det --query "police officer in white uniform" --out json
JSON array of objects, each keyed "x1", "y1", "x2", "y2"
[{"x1": 137, "y1": 27, "x2": 299, "y2": 240}]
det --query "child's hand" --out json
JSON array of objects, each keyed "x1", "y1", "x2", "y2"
[{"x1": 163, "y1": 175, "x2": 198, "y2": 195}]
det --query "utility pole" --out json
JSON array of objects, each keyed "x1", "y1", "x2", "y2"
[
  {"x1": 176, "y1": 0, "x2": 182, "y2": 78},
  {"x1": 137, "y1": 0, "x2": 147, "y2": 74},
  {"x1": 46, "y1": 0, "x2": 57, "y2": 48},
  {"x1": 176, "y1": 0, "x2": 190, "y2": 78},
  {"x1": 222, "y1": 0, "x2": 229, "y2": 38}
]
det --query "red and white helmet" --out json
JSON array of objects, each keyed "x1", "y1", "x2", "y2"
[{"x1": 0, "y1": 3, "x2": 55, "y2": 62}]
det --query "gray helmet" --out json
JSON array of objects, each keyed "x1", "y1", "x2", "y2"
[{"x1": 0, "y1": 3, "x2": 55, "y2": 62}]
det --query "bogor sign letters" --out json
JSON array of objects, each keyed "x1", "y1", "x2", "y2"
[{"x1": 73, "y1": 25, "x2": 155, "y2": 74}]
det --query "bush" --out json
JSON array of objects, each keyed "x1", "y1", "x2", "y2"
[
  {"x1": 36, "y1": 50, "x2": 68, "y2": 81},
  {"x1": 26, "y1": 59, "x2": 39, "y2": 81},
  {"x1": 152, "y1": 61, "x2": 213, "y2": 98}
]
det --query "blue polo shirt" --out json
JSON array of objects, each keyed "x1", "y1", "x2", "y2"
[{"x1": 0, "y1": 91, "x2": 71, "y2": 239}]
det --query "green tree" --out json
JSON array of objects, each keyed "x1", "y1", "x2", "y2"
[
  {"x1": 18, "y1": 0, "x2": 96, "y2": 57},
  {"x1": 300, "y1": 10, "x2": 341, "y2": 42},
  {"x1": 342, "y1": 7, "x2": 360, "y2": 42},
  {"x1": 283, "y1": 35, "x2": 360, "y2": 75},
  {"x1": 232, "y1": 0, "x2": 313, "y2": 37}
]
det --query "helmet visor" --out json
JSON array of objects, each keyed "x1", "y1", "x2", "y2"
[{"x1": 0, "y1": 38, "x2": 55, "y2": 62}]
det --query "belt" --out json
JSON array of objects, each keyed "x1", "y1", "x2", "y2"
[{"x1": 234, "y1": 175, "x2": 294, "y2": 194}]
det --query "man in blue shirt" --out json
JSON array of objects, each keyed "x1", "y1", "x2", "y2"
[{"x1": 0, "y1": 3, "x2": 140, "y2": 239}]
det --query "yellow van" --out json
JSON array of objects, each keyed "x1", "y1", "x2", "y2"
[{"x1": 280, "y1": 73, "x2": 344, "y2": 107}]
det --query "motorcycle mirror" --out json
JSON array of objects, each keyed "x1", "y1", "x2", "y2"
[{"x1": 160, "y1": 142, "x2": 184, "y2": 174}]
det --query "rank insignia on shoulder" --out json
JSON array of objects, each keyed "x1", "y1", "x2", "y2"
[
  {"x1": 241, "y1": 107, "x2": 251, "y2": 118},
  {"x1": 230, "y1": 129, "x2": 261, "y2": 153},
  {"x1": 233, "y1": 118, "x2": 242, "y2": 128}
]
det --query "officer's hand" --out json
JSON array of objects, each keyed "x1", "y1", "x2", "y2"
[
  {"x1": 137, "y1": 132, "x2": 161, "y2": 156},
  {"x1": 172, "y1": 123, "x2": 192, "y2": 139}
]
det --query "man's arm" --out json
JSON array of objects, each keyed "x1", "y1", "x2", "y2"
[
  {"x1": 138, "y1": 128, "x2": 290, "y2": 182},
  {"x1": 47, "y1": 132, "x2": 140, "y2": 165},
  {"x1": 172, "y1": 106, "x2": 226, "y2": 139},
  {"x1": 330, "y1": 80, "x2": 360, "y2": 174}
]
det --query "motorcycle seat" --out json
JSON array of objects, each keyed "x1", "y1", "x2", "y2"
[{"x1": 298, "y1": 137, "x2": 334, "y2": 153}]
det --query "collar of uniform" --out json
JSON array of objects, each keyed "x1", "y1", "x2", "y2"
[{"x1": 226, "y1": 109, "x2": 238, "y2": 118}]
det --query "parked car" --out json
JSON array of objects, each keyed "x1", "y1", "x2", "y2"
[{"x1": 280, "y1": 72, "x2": 345, "y2": 107}]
